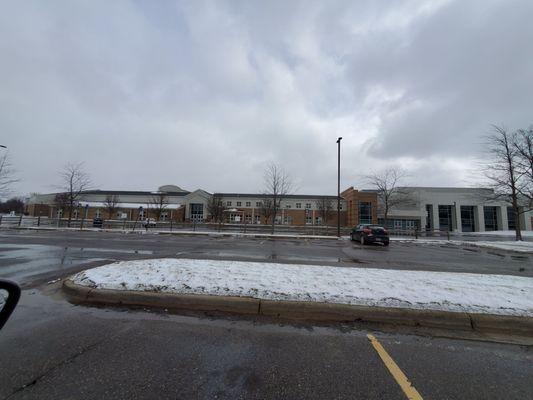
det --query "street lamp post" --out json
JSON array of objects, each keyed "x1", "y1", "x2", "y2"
[{"x1": 336, "y1": 137, "x2": 342, "y2": 237}]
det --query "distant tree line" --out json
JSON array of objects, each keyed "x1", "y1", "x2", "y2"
[{"x1": 0, "y1": 197, "x2": 24, "y2": 214}]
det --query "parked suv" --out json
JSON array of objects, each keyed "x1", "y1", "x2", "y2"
[{"x1": 350, "y1": 224, "x2": 389, "y2": 246}]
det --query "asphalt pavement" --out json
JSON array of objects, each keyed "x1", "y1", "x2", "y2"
[{"x1": 0, "y1": 229, "x2": 532, "y2": 399}]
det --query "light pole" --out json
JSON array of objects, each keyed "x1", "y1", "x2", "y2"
[{"x1": 336, "y1": 137, "x2": 342, "y2": 237}]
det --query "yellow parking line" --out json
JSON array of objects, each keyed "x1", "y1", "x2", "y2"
[{"x1": 367, "y1": 334, "x2": 423, "y2": 400}]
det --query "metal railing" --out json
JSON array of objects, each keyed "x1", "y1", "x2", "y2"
[{"x1": 0, "y1": 215, "x2": 353, "y2": 236}]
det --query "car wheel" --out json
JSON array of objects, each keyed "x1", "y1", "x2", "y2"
[
  {"x1": 383, "y1": 241, "x2": 390, "y2": 246},
  {"x1": 360, "y1": 235, "x2": 366, "y2": 245}
]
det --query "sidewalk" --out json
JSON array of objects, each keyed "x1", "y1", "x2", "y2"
[{"x1": 65, "y1": 258, "x2": 533, "y2": 337}]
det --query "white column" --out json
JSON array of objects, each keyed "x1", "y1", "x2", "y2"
[
  {"x1": 454, "y1": 203, "x2": 462, "y2": 232},
  {"x1": 420, "y1": 210, "x2": 427, "y2": 232},
  {"x1": 432, "y1": 204, "x2": 440, "y2": 231},
  {"x1": 523, "y1": 210, "x2": 532, "y2": 231},
  {"x1": 499, "y1": 206, "x2": 509, "y2": 231},
  {"x1": 476, "y1": 205, "x2": 485, "y2": 232}
]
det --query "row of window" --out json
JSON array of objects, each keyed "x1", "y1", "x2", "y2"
[{"x1": 224, "y1": 201, "x2": 341, "y2": 210}]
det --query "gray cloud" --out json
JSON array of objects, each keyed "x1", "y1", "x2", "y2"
[{"x1": 1, "y1": 0, "x2": 532, "y2": 197}]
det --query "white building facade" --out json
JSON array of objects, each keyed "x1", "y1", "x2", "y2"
[{"x1": 385, "y1": 187, "x2": 532, "y2": 232}]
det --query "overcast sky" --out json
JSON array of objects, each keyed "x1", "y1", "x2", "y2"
[{"x1": 2, "y1": 0, "x2": 532, "y2": 197}]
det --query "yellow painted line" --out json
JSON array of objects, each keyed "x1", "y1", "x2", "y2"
[{"x1": 367, "y1": 334, "x2": 423, "y2": 400}]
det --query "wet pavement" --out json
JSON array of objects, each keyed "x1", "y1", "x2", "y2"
[
  {"x1": 0, "y1": 229, "x2": 531, "y2": 287},
  {"x1": 0, "y1": 229, "x2": 532, "y2": 399}
]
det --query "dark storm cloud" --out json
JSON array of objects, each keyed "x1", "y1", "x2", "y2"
[{"x1": 1, "y1": 0, "x2": 531, "y2": 197}]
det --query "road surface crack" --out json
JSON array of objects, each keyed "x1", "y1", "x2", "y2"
[{"x1": 3, "y1": 338, "x2": 107, "y2": 399}]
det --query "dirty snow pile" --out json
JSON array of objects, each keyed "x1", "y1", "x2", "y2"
[
  {"x1": 72, "y1": 259, "x2": 533, "y2": 316},
  {"x1": 392, "y1": 238, "x2": 533, "y2": 253}
]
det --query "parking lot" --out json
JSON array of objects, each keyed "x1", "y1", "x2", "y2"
[{"x1": 0, "y1": 229, "x2": 531, "y2": 399}]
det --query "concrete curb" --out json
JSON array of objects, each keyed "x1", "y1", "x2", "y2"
[{"x1": 63, "y1": 279, "x2": 533, "y2": 337}]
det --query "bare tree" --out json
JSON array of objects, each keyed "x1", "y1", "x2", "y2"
[
  {"x1": 206, "y1": 194, "x2": 226, "y2": 230},
  {"x1": 0, "y1": 152, "x2": 18, "y2": 199},
  {"x1": 315, "y1": 197, "x2": 334, "y2": 226},
  {"x1": 150, "y1": 192, "x2": 169, "y2": 221},
  {"x1": 364, "y1": 167, "x2": 409, "y2": 229},
  {"x1": 481, "y1": 125, "x2": 525, "y2": 241},
  {"x1": 259, "y1": 199, "x2": 274, "y2": 225},
  {"x1": 103, "y1": 194, "x2": 120, "y2": 220},
  {"x1": 57, "y1": 162, "x2": 92, "y2": 227},
  {"x1": 263, "y1": 164, "x2": 293, "y2": 233},
  {"x1": 514, "y1": 127, "x2": 533, "y2": 208},
  {"x1": 53, "y1": 192, "x2": 69, "y2": 217}
]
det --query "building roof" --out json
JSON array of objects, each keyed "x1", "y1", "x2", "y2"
[{"x1": 80, "y1": 189, "x2": 190, "y2": 196}]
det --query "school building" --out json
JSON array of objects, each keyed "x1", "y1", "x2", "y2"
[{"x1": 25, "y1": 184, "x2": 532, "y2": 232}]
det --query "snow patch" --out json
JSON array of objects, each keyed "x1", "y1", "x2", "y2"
[{"x1": 72, "y1": 258, "x2": 533, "y2": 317}]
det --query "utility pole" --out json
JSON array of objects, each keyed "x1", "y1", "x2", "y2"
[{"x1": 336, "y1": 137, "x2": 342, "y2": 237}]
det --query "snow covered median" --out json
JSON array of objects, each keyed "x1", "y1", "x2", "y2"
[{"x1": 71, "y1": 258, "x2": 533, "y2": 317}]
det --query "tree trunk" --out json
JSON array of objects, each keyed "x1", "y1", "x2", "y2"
[{"x1": 512, "y1": 201, "x2": 522, "y2": 241}]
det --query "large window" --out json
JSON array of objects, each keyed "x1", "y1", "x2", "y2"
[
  {"x1": 358, "y1": 202, "x2": 372, "y2": 224},
  {"x1": 461, "y1": 206, "x2": 475, "y2": 232},
  {"x1": 190, "y1": 203, "x2": 204, "y2": 222},
  {"x1": 484, "y1": 206, "x2": 498, "y2": 231},
  {"x1": 507, "y1": 207, "x2": 517, "y2": 230},
  {"x1": 379, "y1": 218, "x2": 419, "y2": 230},
  {"x1": 438, "y1": 205, "x2": 453, "y2": 231}
]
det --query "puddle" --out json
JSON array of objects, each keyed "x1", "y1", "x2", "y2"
[{"x1": 0, "y1": 244, "x2": 113, "y2": 283}]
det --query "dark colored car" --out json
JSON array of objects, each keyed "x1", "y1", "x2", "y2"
[
  {"x1": 350, "y1": 224, "x2": 389, "y2": 246},
  {"x1": 93, "y1": 218, "x2": 103, "y2": 228}
]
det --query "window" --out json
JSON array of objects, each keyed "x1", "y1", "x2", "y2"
[
  {"x1": 283, "y1": 215, "x2": 292, "y2": 225},
  {"x1": 256, "y1": 201, "x2": 261, "y2": 207},
  {"x1": 296, "y1": 203, "x2": 301, "y2": 209},
  {"x1": 507, "y1": 207, "x2": 517, "y2": 230},
  {"x1": 484, "y1": 206, "x2": 498, "y2": 231},
  {"x1": 190, "y1": 203, "x2": 204, "y2": 221},
  {"x1": 438, "y1": 205, "x2": 453, "y2": 231},
  {"x1": 229, "y1": 213, "x2": 241, "y2": 222},
  {"x1": 358, "y1": 202, "x2": 372, "y2": 224},
  {"x1": 236, "y1": 201, "x2": 242, "y2": 207},
  {"x1": 315, "y1": 216, "x2": 322, "y2": 225},
  {"x1": 254, "y1": 215, "x2": 261, "y2": 224},
  {"x1": 285, "y1": 204, "x2": 291, "y2": 208},
  {"x1": 305, "y1": 203, "x2": 311, "y2": 209},
  {"x1": 406, "y1": 220, "x2": 416, "y2": 229},
  {"x1": 95, "y1": 209, "x2": 102, "y2": 218},
  {"x1": 461, "y1": 206, "x2": 475, "y2": 232},
  {"x1": 226, "y1": 201, "x2": 232, "y2": 206},
  {"x1": 160, "y1": 212, "x2": 168, "y2": 221},
  {"x1": 245, "y1": 201, "x2": 251, "y2": 207},
  {"x1": 305, "y1": 215, "x2": 313, "y2": 225},
  {"x1": 245, "y1": 214, "x2": 252, "y2": 223}
]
